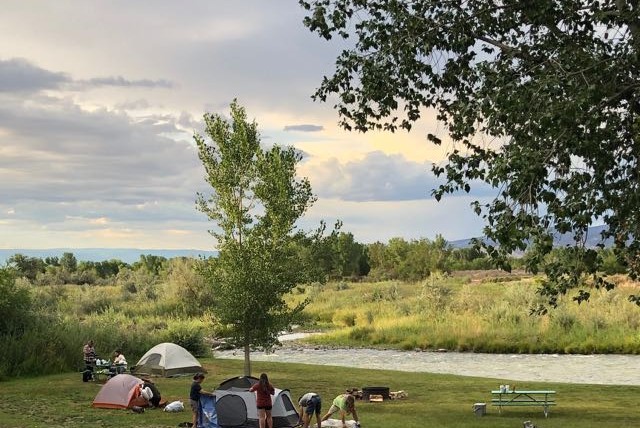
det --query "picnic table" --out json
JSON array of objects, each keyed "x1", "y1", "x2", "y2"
[
  {"x1": 491, "y1": 389, "x2": 556, "y2": 417},
  {"x1": 93, "y1": 362, "x2": 112, "y2": 382}
]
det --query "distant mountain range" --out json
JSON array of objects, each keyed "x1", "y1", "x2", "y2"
[
  {"x1": 0, "y1": 248, "x2": 218, "y2": 265},
  {"x1": 448, "y1": 225, "x2": 611, "y2": 249}
]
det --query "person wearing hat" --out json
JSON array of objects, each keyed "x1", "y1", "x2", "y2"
[{"x1": 190, "y1": 373, "x2": 213, "y2": 427}]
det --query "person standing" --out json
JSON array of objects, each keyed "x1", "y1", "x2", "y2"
[
  {"x1": 321, "y1": 393, "x2": 359, "y2": 428},
  {"x1": 249, "y1": 373, "x2": 275, "y2": 428},
  {"x1": 190, "y1": 373, "x2": 213, "y2": 428},
  {"x1": 82, "y1": 340, "x2": 96, "y2": 382},
  {"x1": 298, "y1": 392, "x2": 322, "y2": 428}
]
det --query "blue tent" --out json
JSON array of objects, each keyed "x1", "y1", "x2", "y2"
[{"x1": 199, "y1": 395, "x2": 218, "y2": 428}]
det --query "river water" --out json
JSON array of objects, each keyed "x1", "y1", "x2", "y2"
[{"x1": 213, "y1": 336, "x2": 640, "y2": 386}]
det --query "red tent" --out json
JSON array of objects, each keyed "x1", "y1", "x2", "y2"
[{"x1": 92, "y1": 374, "x2": 144, "y2": 409}]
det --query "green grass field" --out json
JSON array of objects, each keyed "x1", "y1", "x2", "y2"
[{"x1": 1, "y1": 358, "x2": 638, "y2": 428}]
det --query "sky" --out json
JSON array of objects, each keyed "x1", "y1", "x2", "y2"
[{"x1": 0, "y1": 1, "x2": 492, "y2": 251}]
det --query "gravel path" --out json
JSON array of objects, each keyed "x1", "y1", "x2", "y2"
[{"x1": 213, "y1": 344, "x2": 640, "y2": 386}]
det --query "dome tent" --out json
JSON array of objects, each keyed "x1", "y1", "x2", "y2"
[
  {"x1": 92, "y1": 374, "x2": 144, "y2": 409},
  {"x1": 212, "y1": 376, "x2": 299, "y2": 428},
  {"x1": 132, "y1": 342, "x2": 205, "y2": 377},
  {"x1": 218, "y1": 375, "x2": 259, "y2": 390}
]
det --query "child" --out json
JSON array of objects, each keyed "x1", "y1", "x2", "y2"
[
  {"x1": 321, "y1": 393, "x2": 359, "y2": 428},
  {"x1": 249, "y1": 373, "x2": 275, "y2": 428},
  {"x1": 190, "y1": 373, "x2": 213, "y2": 427}
]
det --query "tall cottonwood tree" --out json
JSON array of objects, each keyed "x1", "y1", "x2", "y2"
[
  {"x1": 301, "y1": 0, "x2": 640, "y2": 309},
  {"x1": 196, "y1": 100, "x2": 315, "y2": 375}
]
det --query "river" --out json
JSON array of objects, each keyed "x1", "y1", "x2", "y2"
[{"x1": 212, "y1": 336, "x2": 640, "y2": 386}]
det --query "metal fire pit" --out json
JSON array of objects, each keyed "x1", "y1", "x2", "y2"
[{"x1": 361, "y1": 386, "x2": 390, "y2": 402}]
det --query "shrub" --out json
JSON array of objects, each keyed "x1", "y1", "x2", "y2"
[
  {"x1": 0, "y1": 268, "x2": 32, "y2": 336},
  {"x1": 348, "y1": 326, "x2": 373, "y2": 341},
  {"x1": 163, "y1": 320, "x2": 208, "y2": 357}
]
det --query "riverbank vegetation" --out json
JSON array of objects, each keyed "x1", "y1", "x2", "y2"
[
  {"x1": 0, "y1": 244, "x2": 635, "y2": 379},
  {"x1": 2, "y1": 267, "x2": 640, "y2": 380},
  {"x1": 0, "y1": 358, "x2": 638, "y2": 428},
  {"x1": 295, "y1": 273, "x2": 640, "y2": 354}
]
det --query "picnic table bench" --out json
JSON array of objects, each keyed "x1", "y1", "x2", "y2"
[{"x1": 491, "y1": 389, "x2": 556, "y2": 417}]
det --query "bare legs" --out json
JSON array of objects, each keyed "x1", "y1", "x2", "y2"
[
  {"x1": 258, "y1": 408, "x2": 273, "y2": 428},
  {"x1": 266, "y1": 409, "x2": 273, "y2": 428},
  {"x1": 302, "y1": 412, "x2": 321, "y2": 428}
]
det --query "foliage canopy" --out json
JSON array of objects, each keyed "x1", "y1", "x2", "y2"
[
  {"x1": 301, "y1": 0, "x2": 640, "y2": 308},
  {"x1": 195, "y1": 100, "x2": 316, "y2": 374}
]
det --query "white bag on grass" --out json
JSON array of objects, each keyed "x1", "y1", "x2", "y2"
[{"x1": 164, "y1": 400, "x2": 184, "y2": 412}]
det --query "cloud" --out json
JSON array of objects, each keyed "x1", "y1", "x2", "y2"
[
  {"x1": 0, "y1": 58, "x2": 68, "y2": 93},
  {"x1": 0, "y1": 58, "x2": 173, "y2": 96},
  {"x1": 302, "y1": 151, "x2": 496, "y2": 203},
  {"x1": 283, "y1": 124, "x2": 324, "y2": 132},
  {"x1": 303, "y1": 151, "x2": 435, "y2": 202},
  {"x1": 0, "y1": 88, "x2": 208, "y2": 238},
  {"x1": 0, "y1": 3, "x2": 491, "y2": 248},
  {"x1": 81, "y1": 76, "x2": 173, "y2": 88},
  {"x1": 301, "y1": 196, "x2": 490, "y2": 243}
]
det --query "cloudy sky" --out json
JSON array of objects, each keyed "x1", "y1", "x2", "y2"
[{"x1": 0, "y1": 1, "x2": 492, "y2": 250}]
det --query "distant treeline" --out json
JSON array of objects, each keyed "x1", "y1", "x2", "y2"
[{"x1": 4, "y1": 234, "x2": 626, "y2": 287}]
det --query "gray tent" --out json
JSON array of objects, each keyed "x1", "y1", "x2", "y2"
[
  {"x1": 214, "y1": 376, "x2": 299, "y2": 428},
  {"x1": 132, "y1": 342, "x2": 205, "y2": 377},
  {"x1": 218, "y1": 375, "x2": 259, "y2": 390}
]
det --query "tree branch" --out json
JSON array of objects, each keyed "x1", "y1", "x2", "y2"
[
  {"x1": 616, "y1": 0, "x2": 640, "y2": 45},
  {"x1": 477, "y1": 36, "x2": 520, "y2": 55}
]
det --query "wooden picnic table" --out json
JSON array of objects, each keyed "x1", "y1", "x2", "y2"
[{"x1": 491, "y1": 389, "x2": 556, "y2": 417}]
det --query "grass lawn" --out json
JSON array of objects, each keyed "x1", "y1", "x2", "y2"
[{"x1": 0, "y1": 357, "x2": 638, "y2": 428}]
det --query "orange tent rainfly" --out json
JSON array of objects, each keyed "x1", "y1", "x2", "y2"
[{"x1": 92, "y1": 374, "x2": 143, "y2": 409}]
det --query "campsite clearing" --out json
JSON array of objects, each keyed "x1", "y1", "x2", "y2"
[{"x1": 1, "y1": 358, "x2": 639, "y2": 427}]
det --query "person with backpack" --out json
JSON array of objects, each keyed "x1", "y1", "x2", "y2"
[{"x1": 249, "y1": 373, "x2": 275, "y2": 428}]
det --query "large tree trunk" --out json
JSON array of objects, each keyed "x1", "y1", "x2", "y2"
[{"x1": 243, "y1": 343, "x2": 251, "y2": 376}]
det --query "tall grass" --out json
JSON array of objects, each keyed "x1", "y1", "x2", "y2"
[
  {"x1": 0, "y1": 278, "x2": 216, "y2": 379},
  {"x1": 4, "y1": 271, "x2": 640, "y2": 380},
  {"x1": 297, "y1": 276, "x2": 640, "y2": 354}
]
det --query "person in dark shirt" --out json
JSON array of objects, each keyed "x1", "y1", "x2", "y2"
[
  {"x1": 249, "y1": 373, "x2": 275, "y2": 428},
  {"x1": 143, "y1": 379, "x2": 161, "y2": 408},
  {"x1": 190, "y1": 373, "x2": 213, "y2": 427}
]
